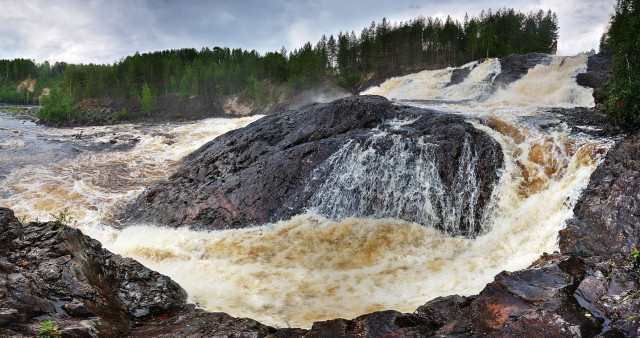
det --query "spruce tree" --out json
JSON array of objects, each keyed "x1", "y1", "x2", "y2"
[{"x1": 141, "y1": 83, "x2": 157, "y2": 116}]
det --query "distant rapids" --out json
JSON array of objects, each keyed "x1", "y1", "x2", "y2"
[{"x1": 0, "y1": 55, "x2": 614, "y2": 328}]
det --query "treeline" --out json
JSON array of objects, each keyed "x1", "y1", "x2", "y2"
[
  {"x1": 0, "y1": 59, "x2": 64, "y2": 104},
  {"x1": 332, "y1": 8, "x2": 558, "y2": 86},
  {"x1": 1, "y1": 7, "x2": 558, "y2": 115},
  {"x1": 601, "y1": 0, "x2": 639, "y2": 126}
]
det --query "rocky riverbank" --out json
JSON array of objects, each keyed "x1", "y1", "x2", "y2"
[
  {"x1": 34, "y1": 52, "x2": 611, "y2": 129},
  {"x1": 1, "y1": 125, "x2": 639, "y2": 336},
  {"x1": 40, "y1": 80, "x2": 350, "y2": 128}
]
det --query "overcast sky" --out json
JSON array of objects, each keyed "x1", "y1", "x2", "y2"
[{"x1": 0, "y1": 0, "x2": 615, "y2": 65}]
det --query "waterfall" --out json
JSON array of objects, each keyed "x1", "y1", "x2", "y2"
[
  {"x1": 307, "y1": 131, "x2": 490, "y2": 237},
  {"x1": 364, "y1": 55, "x2": 593, "y2": 107}
]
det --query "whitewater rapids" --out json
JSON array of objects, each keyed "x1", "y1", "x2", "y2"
[{"x1": 0, "y1": 55, "x2": 613, "y2": 328}]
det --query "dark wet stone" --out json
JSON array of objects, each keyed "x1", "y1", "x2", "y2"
[
  {"x1": 560, "y1": 131, "x2": 640, "y2": 260},
  {"x1": 447, "y1": 62, "x2": 477, "y2": 86},
  {"x1": 413, "y1": 295, "x2": 472, "y2": 330},
  {"x1": 576, "y1": 52, "x2": 612, "y2": 105},
  {"x1": 304, "y1": 310, "x2": 419, "y2": 337},
  {"x1": 61, "y1": 301, "x2": 95, "y2": 318},
  {"x1": 126, "y1": 95, "x2": 504, "y2": 237},
  {"x1": 493, "y1": 53, "x2": 552, "y2": 90}
]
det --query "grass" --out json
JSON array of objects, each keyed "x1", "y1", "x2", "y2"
[{"x1": 37, "y1": 320, "x2": 61, "y2": 338}]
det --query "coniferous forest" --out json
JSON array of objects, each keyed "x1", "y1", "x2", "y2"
[
  {"x1": 0, "y1": 8, "x2": 560, "y2": 121},
  {"x1": 601, "y1": 0, "x2": 640, "y2": 126}
]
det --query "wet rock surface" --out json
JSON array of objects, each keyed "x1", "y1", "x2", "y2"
[
  {"x1": 560, "y1": 131, "x2": 640, "y2": 260},
  {"x1": 493, "y1": 52, "x2": 552, "y2": 90},
  {"x1": 0, "y1": 207, "x2": 272, "y2": 337},
  {"x1": 513, "y1": 106, "x2": 620, "y2": 141},
  {"x1": 125, "y1": 95, "x2": 504, "y2": 236},
  {"x1": 576, "y1": 53, "x2": 613, "y2": 105}
]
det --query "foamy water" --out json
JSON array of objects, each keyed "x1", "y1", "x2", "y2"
[{"x1": 0, "y1": 55, "x2": 614, "y2": 328}]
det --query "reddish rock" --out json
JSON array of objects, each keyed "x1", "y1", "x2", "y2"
[
  {"x1": 560, "y1": 132, "x2": 640, "y2": 260},
  {"x1": 304, "y1": 310, "x2": 421, "y2": 338},
  {"x1": 471, "y1": 281, "x2": 534, "y2": 334},
  {"x1": 492, "y1": 309, "x2": 582, "y2": 337}
]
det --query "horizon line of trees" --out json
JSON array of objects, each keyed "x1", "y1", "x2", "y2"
[{"x1": 1, "y1": 7, "x2": 559, "y2": 119}]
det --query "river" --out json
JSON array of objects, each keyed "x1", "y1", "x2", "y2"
[{"x1": 0, "y1": 55, "x2": 615, "y2": 328}]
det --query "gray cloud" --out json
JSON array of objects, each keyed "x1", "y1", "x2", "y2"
[{"x1": 0, "y1": 0, "x2": 616, "y2": 64}]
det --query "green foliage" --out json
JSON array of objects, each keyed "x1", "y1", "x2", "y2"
[
  {"x1": 112, "y1": 108, "x2": 131, "y2": 121},
  {"x1": 244, "y1": 74, "x2": 266, "y2": 102},
  {"x1": 2, "y1": 7, "x2": 558, "y2": 104},
  {"x1": 38, "y1": 320, "x2": 61, "y2": 338},
  {"x1": 602, "y1": 0, "x2": 640, "y2": 126},
  {"x1": 37, "y1": 87, "x2": 76, "y2": 122},
  {"x1": 140, "y1": 83, "x2": 157, "y2": 115},
  {"x1": 50, "y1": 208, "x2": 74, "y2": 228}
]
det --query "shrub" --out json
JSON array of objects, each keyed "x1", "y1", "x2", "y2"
[
  {"x1": 37, "y1": 87, "x2": 76, "y2": 122},
  {"x1": 141, "y1": 83, "x2": 157, "y2": 115},
  {"x1": 38, "y1": 320, "x2": 61, "y2": 338},
  {"x1": 112, "y1": 108, "x2": 131, "y2": 121}
]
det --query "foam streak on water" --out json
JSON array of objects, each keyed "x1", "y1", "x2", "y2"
[
  {"x1": 0, "y1": 56, "x2": 615, "y2": 328},
  {"x1": 0, "y1": 116, "x2": 263, "y2": 228}
]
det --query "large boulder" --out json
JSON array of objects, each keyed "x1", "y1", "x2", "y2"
[
  {"x1": 0, "y1": 207, "x2": 272, "y2": 337},
  {"x1": 493, "y1": 52, "x2": 553, "y2": 90},
  {"x1": 124, "y1": 95, "x2": 504, "y2": 237},
  {"x1": 576, "y1": 52, "x2": 613, "y2": 105}
]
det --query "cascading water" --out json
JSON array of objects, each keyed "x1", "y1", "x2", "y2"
[
  {"x1": 307, "y1": 130, "x2": 489, "y2": 237},
  {"x1": 0, "y1": 55, "x2": 614, "y2": 328}
]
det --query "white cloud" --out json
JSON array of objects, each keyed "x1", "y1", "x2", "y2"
[{"x1": 0, "y1": 0, "x2": 618, "y2": 64}]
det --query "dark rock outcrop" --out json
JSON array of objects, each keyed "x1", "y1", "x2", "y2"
[
  {"x1": 447, "y1": 62, "x2": 478, "y2": 86},
  {"x1": 0, "y1": 207, "x2": 272, "y2": 337},
  {"x1": 493, "y1": 52, "x2": 553, "y2": 90},
  {"x1": 544, "y1": 107, "x2": 620, "y2": 138},
  {"x1": 53, "y1": 94, "x2": 228, "y2": 127},
  {"x1": 125, "y1": 95, "x2": 504, "y2": 237},
  {"x1": 560, "y1": 131, "x2": 640, "y2": 260},
  {"x1": 4, "y1": 202, "x2": 640, "y2": 336},
  {"x1": 576, "y1": 52, "x2": 613, "y2": 105}
]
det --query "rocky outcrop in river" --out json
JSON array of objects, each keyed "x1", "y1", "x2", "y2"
[
  {"x1": 125, "y1": 95, "x2": 504, "y2": 237},
  {"x1": 576, "y1": 52, "x2": 613, "y2": 106}
]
